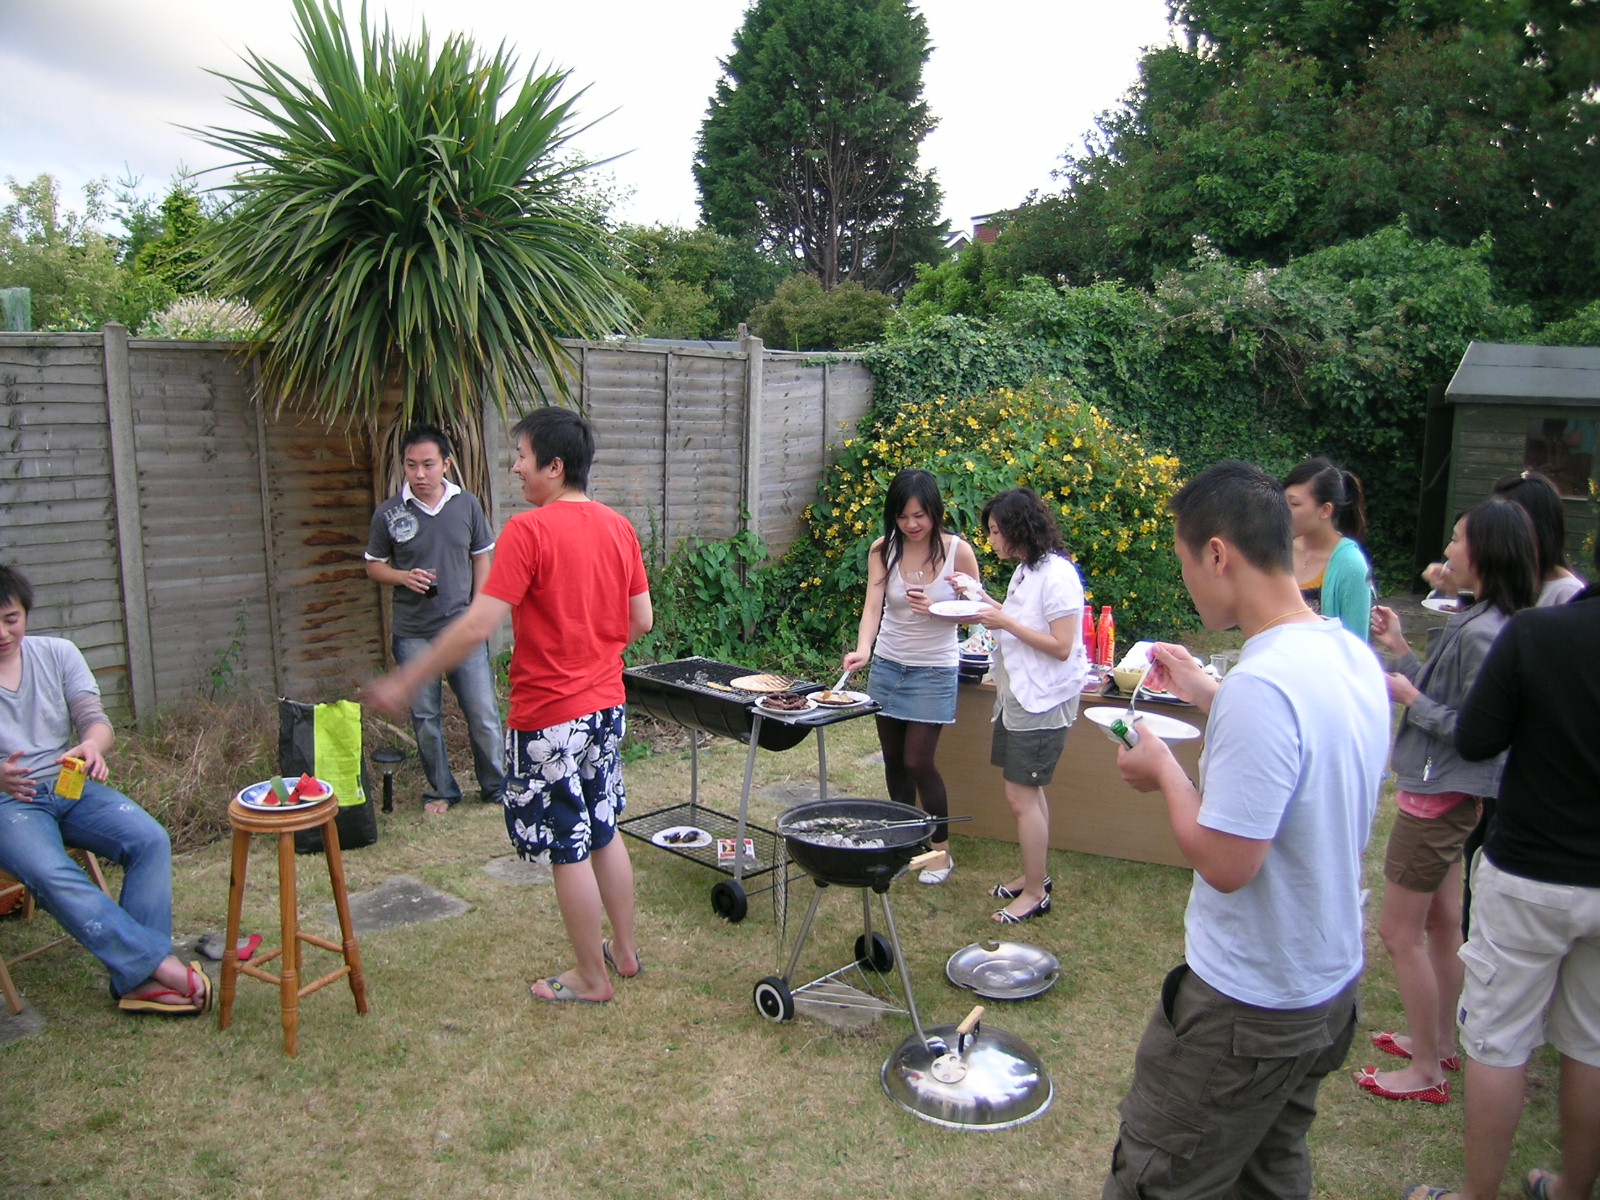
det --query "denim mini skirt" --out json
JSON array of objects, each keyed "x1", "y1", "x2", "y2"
[{"x1": 866, "y1": 656, "x2": 958, "y2": 724}]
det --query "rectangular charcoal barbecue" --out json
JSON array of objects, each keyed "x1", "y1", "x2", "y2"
[{"x1": 619, "y1": 656, "x2": 881, "y2": 924}]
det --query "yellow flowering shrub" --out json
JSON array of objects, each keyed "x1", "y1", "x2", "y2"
[{"x1": 775, "y1": 378, "x2": 1196, "y2": 648}]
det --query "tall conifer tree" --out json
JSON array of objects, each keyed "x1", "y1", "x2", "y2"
[{"x1": 695, "y1": 0, "x2": 946, "y2": 293}]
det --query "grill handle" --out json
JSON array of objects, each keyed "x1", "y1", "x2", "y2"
[{"x1": 907, "y1": 850, "x2": 946, "y2": 871}]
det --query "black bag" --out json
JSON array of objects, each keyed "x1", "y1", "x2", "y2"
[{"x1": 278, "y1": 698, "x2": 379, "y2": 854}]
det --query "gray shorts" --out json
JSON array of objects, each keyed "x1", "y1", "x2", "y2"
[
  {"x1": 990, "y1": 719, "x2": 1068, "y2": 786},
  {"x1": 1103, "y1": 963, "x2": 1359, "y2": 1200}
]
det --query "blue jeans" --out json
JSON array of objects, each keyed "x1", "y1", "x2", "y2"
[
  {"x1": 0, "y1": 780, "x2": 174, "y2": 996},
  {"x1": 393, "y1": 636, "x2": 506, "y2": 803}
]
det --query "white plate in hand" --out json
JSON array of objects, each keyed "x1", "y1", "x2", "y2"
[
  {"x1": 1083, "y1": 707, "x2": 1201, "y2": 742},
  {"x1": 928, "y1": 599, "x2": 987, "y2": 619},
  {"x1": 1421, "y1": 595, "x2": 1462, "y2": 614}
]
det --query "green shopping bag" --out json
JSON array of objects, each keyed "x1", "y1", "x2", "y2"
[{"x1": 278, "y1": 698, "x2": 379, "y2": 854}]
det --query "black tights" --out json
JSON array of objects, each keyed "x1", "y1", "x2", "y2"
[{"x1": 876, "y1": 715, "x2": 949, "y2": 844}]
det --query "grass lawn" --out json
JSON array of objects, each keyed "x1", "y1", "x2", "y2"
[{"x1": 1, "y1": 682, "x2": 1563, "y2": 1199}]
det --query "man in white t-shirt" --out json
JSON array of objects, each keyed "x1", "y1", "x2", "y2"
[{"x1": 1102, "y1": 461, "x2": 1390, "y2": 1200}]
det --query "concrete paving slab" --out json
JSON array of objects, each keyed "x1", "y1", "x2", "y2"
[
  {"x1": 757, "y1": 781, "x2": 820, "y2": 805},
  {"x1": 0, "y1": 1001, "x2": 46, "y2": 1046},
  {"x1": 328, "y1": 875, "x2": 471, "y2": 937},
  {"x1": 482, "y1": 855, "x2": 552, "y2": 885}
]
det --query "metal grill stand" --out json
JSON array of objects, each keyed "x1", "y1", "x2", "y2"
[{"x1": 755, "y1": 873, "x2": 938, "y2": 1039}]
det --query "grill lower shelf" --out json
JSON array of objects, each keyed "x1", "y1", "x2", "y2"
[{"x1": 618, "y1": 802, "x2": 782, "y2": 883}]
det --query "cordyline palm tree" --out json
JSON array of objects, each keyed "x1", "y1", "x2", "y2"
[{"x1": 196, "y1": 0, "x2": 632, "y2": 507}]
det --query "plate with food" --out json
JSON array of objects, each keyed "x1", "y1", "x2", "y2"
[
  {"x1": 236, "y1": 775, "x2": 334, "y2": 811},
  {"x1": 755, "y1": 691, "x2": 818, "y2": 714},
  {"x1": 928, "y1": 599, "x2": 988, "y2": 620},
  {"x1": 809, "y1": 689, "x2": 872, "y2": 708},
  {"x1": 1421, "y1": 595, "x2": 1463, "y2": 614},
  {"x1": 1083, "y1": 707, "x2": 1201, "y2": 742},
  {"x1": 652, "y1": 826, "x2": 713, "y2": 849},
  {"x1": 729, "y1": 673, "x2": 793, "y2": 693}
]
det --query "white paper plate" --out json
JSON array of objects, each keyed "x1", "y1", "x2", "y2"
[
  {"x1": 928, "y1": 599, "x2": 987, "y2": 619},
  {"x1": 810, "y1": 689, "x2": 872, "y2": 708},
  {"x1": 651, "y1": 826, "x2": 712, "y2": 849},
  {"x1": 755, "y1": 695, "x2": 818, "y2": 714},
  {"x1": 1083, "y1": 707, "x2": 1201, "y2": 742},
  {"x1": 1421, "y1": 596, "x2": 1463, "y2": 614},
  {"x1": 236, "y1": 778, "x2": 334, "y2": 811}
]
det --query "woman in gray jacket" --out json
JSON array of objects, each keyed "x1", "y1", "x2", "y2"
[{"x1": 1354, "y1": 502, "x2": 1538, "y2": 1105}]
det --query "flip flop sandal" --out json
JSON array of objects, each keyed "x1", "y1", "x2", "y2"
[
  {"x1": 1401, "y1": 1188, "x2": 1458, "y2": 1200},
  {"x1": 117, "y1": 986, "x2": 201, "y2": 1015},
  {"x1": 529, "y1": 977, "x2": 608, "y2": 1004},
  {"x1": 602, "y1": 940, "x2": 643, "y2": 978},
  {"x1": 187, "y1": 962, "x2": 213, "y2": 1014},
  {"x1": 1525, "y1": 1169, "x2": 1556, "y2": 1200}
]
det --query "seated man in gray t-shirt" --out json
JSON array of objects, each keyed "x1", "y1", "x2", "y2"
[{"x1": 0, "y1": 564, "x2": 211, "y2": 1015}]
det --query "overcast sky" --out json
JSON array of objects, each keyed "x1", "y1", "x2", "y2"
[{"x1": 1, "y1": 0, "x2": 1175, "y2": 236}]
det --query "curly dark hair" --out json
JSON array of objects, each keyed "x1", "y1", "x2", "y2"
[{"x1": 979, "y1": 488, "x2": 1065, "y2": 567}]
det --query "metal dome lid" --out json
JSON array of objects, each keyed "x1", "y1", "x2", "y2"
[{"x1": 881, "y1": 1007, "x2": 1053, "y2": 1131}]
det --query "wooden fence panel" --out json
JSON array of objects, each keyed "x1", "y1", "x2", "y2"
[
  {"x1": 127, "y1": 344, "x2": 277, "y2": 707},
  {"x1": 259, "y1": 412, "x2": 384, "y2": 701},
  {"x1": 0, "y1": 336, "x2": 131, "y2": 717},
  {"x1": 3, "y1": 334, "x2": 872, "y2": 719}
]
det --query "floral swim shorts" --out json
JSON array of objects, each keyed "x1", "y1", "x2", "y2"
[{"x1": 503, "y1": 706, "x2": 627, "y2": 866}]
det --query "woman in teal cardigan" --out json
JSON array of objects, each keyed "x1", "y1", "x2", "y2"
[{"x1": 1285, "y1": 457, "x2": 1373, "y2": 638}]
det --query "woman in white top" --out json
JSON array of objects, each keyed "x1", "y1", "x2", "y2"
[
  {"x1": 842, "y1": 470, "x2": 980, "y2": 884},
  {"x1": 961, "y1": 488, "x2": 1088, "y2": 923}
]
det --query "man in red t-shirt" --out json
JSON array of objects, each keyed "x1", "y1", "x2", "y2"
[{"x1": 367, "y1": 408, "x2": 653, "y2": 1004}]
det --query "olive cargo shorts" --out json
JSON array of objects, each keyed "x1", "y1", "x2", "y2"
[{"x1": 1102, "y1": 963, "x2": 1359, "y2": 1200}]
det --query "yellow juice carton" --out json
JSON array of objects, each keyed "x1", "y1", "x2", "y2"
[{"x1": 57, "y1": 756, "x2": 88, "y2": 800}]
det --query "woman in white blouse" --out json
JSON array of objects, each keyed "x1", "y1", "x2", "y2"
[{"x1": 960, "y1": 488, "x2": 1088, "y2": 923}]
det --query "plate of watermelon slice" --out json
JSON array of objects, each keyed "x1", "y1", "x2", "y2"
[{"x1": 235, "y1": 775, "x2": 334, "y2": 811}]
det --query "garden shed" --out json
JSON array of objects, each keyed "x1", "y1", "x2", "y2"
[{"x1": 1439, "y1": 341, "x2": 1599, "y2": 566}]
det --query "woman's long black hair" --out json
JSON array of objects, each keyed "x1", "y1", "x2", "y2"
[
  {"x1": 878, "y1": 469, "x2": 950, "y2": 575},
  {"x1": 1461, "y1": 500, "x2": 1538, "y2": 616},
  {"x1": 1283, "y1": 456, "x2": 1368, "y2": 541},
  {"x1": 1490, "y1": 470, "x2": 1569, "y2": 583},
  {"x1": 980, "y1": 487, "x2": 1066, "y2": 567}
]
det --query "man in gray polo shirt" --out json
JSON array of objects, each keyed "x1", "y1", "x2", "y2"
[{"x1": 365, "y1": 425, "x2": 505, "y2": 813}]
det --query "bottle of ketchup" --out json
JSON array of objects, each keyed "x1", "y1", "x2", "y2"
[{"x1": 1096, "y1": 605, "x2": 1116, "y2": 667}]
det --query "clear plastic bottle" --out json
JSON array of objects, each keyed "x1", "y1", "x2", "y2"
[{"x1": 1082, "y1": 605, "x2": 1096, "y2": 659}]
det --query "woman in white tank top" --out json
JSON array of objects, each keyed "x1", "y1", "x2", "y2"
[{"x1": 842, "y1": 470, "x2": 981, "y2": 884}]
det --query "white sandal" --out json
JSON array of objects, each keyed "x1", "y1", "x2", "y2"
[{"x1": 918, "y1": 850, "x2": 954, "y2": 885}]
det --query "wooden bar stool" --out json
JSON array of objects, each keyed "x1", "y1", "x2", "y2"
[{"x1": 218, "y1": 794, "x2": 368, "y2": 1056}]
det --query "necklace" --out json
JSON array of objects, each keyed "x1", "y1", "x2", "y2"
[{"x1": 1256, "y1": 606, "x2": 1315, "y2": 635}]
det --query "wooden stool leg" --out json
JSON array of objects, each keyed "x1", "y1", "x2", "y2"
[
  {"x1": 1, "y1": 958, "x2": 22, "y2": 1016},
  {"x1": 320, "y1": 813, "x2": 368, "y2": 1015},
  {"x1": 218, "y1": 827, "x2": 252, "y2": 1031},
  {"x1": 276, "y1": 830, "x2": 301, "y2": 1058}
]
